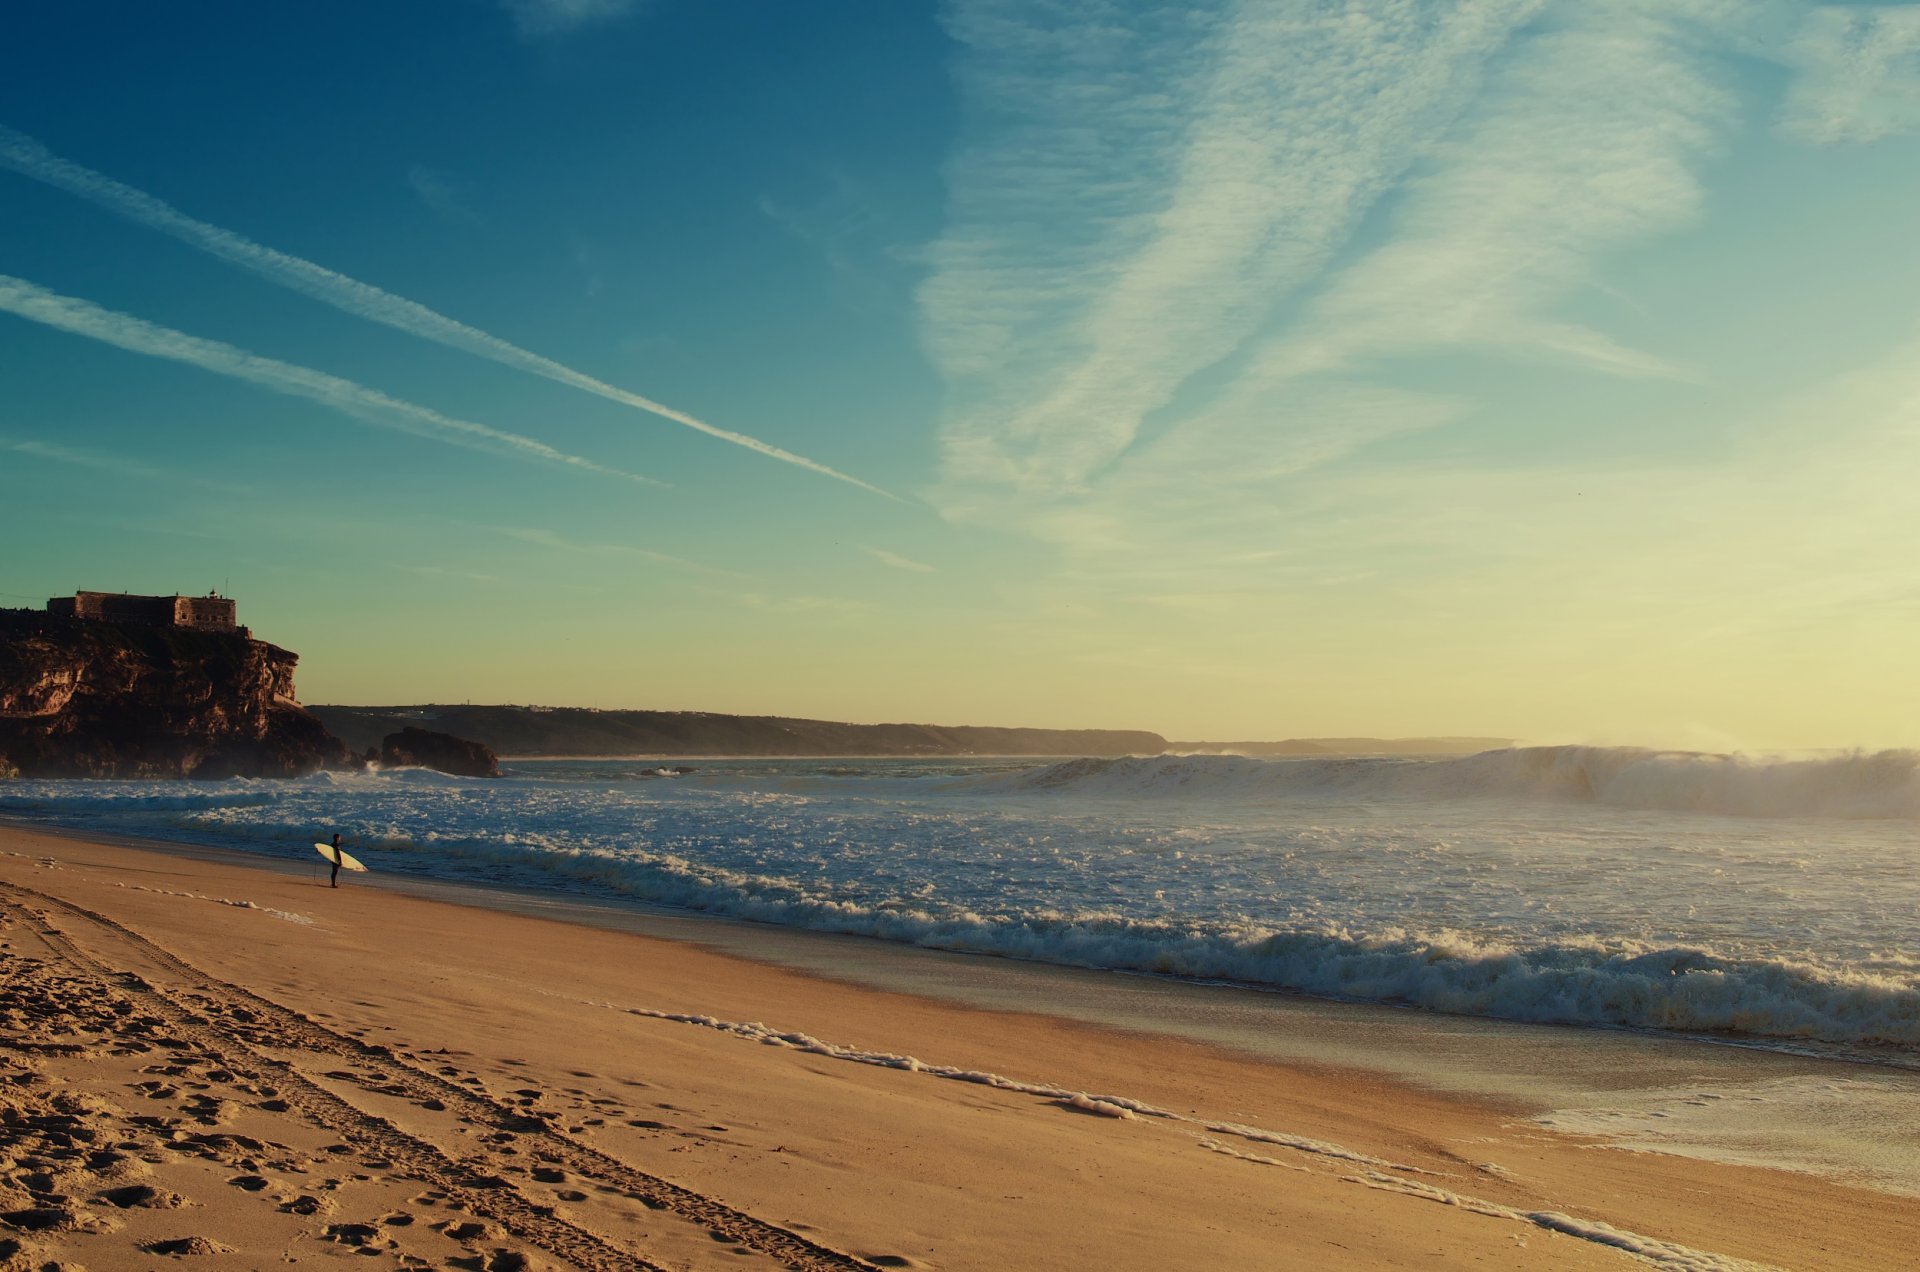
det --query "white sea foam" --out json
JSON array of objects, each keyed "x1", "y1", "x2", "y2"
[
  {"x1": 7, "y1": 755, "x2": 1919, "y2": 1052},
  {"x1": 351, "y1": 834, "x2": 1920, "y2": 1046},
  {"x1": 628, "y1": 1010, "x2": 1175, "y2": 1118},
  {"x1": 1359, "y1": 1173, "x2": 1774, "y2": 1271},
  {"x1": 1535, "y1": 1076, "x2": 1920, "y2": 1197},
  {"x1": 110, "y1": 880, "x2": 315, "y2": 924},
  {"x1": 631, "y1": 1004, "x2": 1752, "y2": 1269},
  {"x1": 627, "y1": 1008, "x2": 1407, "y2": 1166},
  {"x1": 1195, "y1": 1138, "x2": 1309, "y2": 1172}
]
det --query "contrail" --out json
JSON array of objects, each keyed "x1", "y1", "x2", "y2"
[
  {"x1": 0, "y1": 275, "x2": 660, "y2": 485},
  {"x1": 0, "y1": 125, "x2": 896, "y2": 500}
]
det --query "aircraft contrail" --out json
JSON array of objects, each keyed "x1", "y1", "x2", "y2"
[
  {"x1": 0, "y1": 125, "x2": 896, "y2": 500},
  {"x1": 0, "y1": 274, "x2": 660, "y2": 485}
]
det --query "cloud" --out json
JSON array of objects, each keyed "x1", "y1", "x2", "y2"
[
  {"x1": 923, "y1": 0, "x2": 1544, "y2": 496},
  {"x1": 500, "y1": 0, "x2": 641, "y2": 38},
  {"x1": 729, "y1": 591, "x2": 872, "y2": 614},
  {"x1": 0, "y1": 124, "x2": 894, "y2": 499},
  {"x1": 405, "y1": 163, "x2": 480, "y2": 222},
  {"x1": 861, "y1": 546, "x2": 935, "y2": 573},
  {"x1": 1778, "y1": 5, "x2": 1920, "y2": 144},
  {"x1": 1232, "y1": 3, "x2": 1732, "y2": 387},
  {"x1": 925, "y1": 0, "x2": 1757, "y2": 582},
  {"x1": 491, "y1": 524, "x2": 749, "y2": 577},
  {"x1": 0, "y1": 275, "x2": 657, "y2": 484},
  {"x1": 395, "y1": 563, "x2": 503, "y2": 584},
  {"x1": 757, "y1": 169, "x2": 899, "y2": 310},
  {"x1": 0, "y1": 434, "x2": 248, "y2": 492}
]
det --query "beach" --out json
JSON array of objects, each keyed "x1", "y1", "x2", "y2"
[{"x1": 2, "y1": 823, "x2": 1915, "y2": 1270}]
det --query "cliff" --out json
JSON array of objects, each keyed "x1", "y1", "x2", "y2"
[
  {"x1": 312, "y1": 705, "x2": 1167, "y2": 758},
  {"x1": 0, "y1": 609, "x2": 354, "y2": 779}
]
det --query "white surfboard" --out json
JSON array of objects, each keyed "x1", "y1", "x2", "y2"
[{"x1": 314, "y1": 842, "x2": 368, "y2": 872}]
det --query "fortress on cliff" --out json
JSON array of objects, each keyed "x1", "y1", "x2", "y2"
[{"x1": 48, "y1": 590, "x2": 245, "y2": 636}]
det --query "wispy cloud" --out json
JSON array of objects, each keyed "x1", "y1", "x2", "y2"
[
  {"x1": 395, "y1": 563, "x2": 503, "y2": 584},
  {"x1": 0, "y1": 275, "x2": 657, "y2": 484},
  {"x1": 1778, "y1": 5, "x2": 1920, "y2": 144},
  {"x1": 491, "y1": 524, "x2": 750, "y2": 578},
  {"x1": 861, "y1": 545, "x2": 935, "y2": 573},
  {"x1": 1232, "y1": 3, "x2": 1732, "y2": 388},
  {"x1": 500, "y1": 0, "x2": 642, "y2": 38},
  {"x1": 925, "y1": 1, "x2": 1758, "y2": 575},
  {"x1": 0, "y1": 434, "x2": 248, "y2": 492},
  {"x1": 924, "y1": 0, "x2": 1543, "y2": 496},
  {"x1": 405, "y1": 163, "x2": 480, "y2": 222},
  {"x1": 758, "y1": 169, "x2": 899, "y2": 310},
  {"x1": 0, "y1": 125, "x2": 894, "y2": 499},
  {"x1": 729, "y1": 591, "x2": 872, "y2": 615}
]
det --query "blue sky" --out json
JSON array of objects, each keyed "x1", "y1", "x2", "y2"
[{"x1": 4, "y1": 1, "x2": 1920, "y2": 747}]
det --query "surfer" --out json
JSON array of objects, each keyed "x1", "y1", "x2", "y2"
[{"x1": 329, "y1": 833, "x2": 343, "y2": 888}]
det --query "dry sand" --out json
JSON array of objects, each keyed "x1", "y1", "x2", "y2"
[{"x1": 0, "y1": 824, "x2": 1913, "y2": 1270}]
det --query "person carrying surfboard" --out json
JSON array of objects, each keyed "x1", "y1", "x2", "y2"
[{"x1": 313, "y1": 837, "x2": 369, "y2": 883}]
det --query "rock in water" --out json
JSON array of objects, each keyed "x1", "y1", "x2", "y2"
[
  {"x1": 0, "y1": 607, "x2": 356, "y2": 779},
  {"x1": 380, "y1": 726, "x2": 501, "y2": 778}
]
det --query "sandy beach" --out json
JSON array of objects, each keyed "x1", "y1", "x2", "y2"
[{"x1": 1, "y1": 824, "x2": 1914, "y2": 1271}]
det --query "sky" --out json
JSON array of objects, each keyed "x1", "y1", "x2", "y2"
[{"x1": 3, "y1": 1, "x2": 1920, "y2": 749}]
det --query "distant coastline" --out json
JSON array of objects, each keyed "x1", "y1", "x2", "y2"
[{"x1": 311, "y1": 703, "x2": 1509, "y2": 761}]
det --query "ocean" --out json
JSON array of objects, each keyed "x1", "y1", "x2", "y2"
[{"x1": 5, "y1": 745, "x2": 1917, "y2": 1063}]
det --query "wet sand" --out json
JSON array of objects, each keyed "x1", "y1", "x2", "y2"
[{"x1": 1, "y1": 824, "x2": 1914, "y2": 1269}]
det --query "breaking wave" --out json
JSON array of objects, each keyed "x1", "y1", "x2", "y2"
[
  {"x1": 9, "y1": 755, "x2": 1920, "y2": 1051},
  {"x1": 1011, "y1": 746, "x2": 1920, "y2": 819},
  {"x1": 327, "y1": 831, "x2": 1920, "y2": 1048}
]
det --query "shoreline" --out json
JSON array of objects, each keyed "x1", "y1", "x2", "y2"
[
  {"x1": 8, "y1": 809, "x2": 1914, "y2": 1084},
  {"x1": 2, "y1": 822, "x2": 1918, "y2": 1268}
]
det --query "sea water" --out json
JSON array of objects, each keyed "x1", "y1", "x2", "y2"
[{"x1": 5, "y1": 745, "x2": 1917, "y2": 1061}]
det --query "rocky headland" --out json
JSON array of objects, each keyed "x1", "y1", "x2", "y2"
[{"x1": 0, "y1": 608, "x2": 352, "y2": 779}]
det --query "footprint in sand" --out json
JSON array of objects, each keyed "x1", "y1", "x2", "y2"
[
  {"x1": 141, "y1": 1236, "x2": 234, "y2": 1255},
  {"x1": 448, "y1": 1252, "x2": 530, "y2": 1272},
  {"x1": 277, "y1": 1194, "x2": 331, "y2": 1216},
  {"x1": 321, "y1": 1221, "x2": 385, "y2": 1247},
  {"x1": 182, "y1": 1095, "x2": 235, "y2": 1126},
  {"x1": 96, "y1": 1184, "x2": 183, "y2": 1209},
  {"x1": 1, "y1": 1206, "x2": 88, "y2": 1234},
  {"x1": 436, "y1": 1218, "x2": 501, "y2": 1242}
]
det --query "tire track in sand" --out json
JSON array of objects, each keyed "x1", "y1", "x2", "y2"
[{"x1": 1, "y1": 882, "x2": 882, "y2": 1272}]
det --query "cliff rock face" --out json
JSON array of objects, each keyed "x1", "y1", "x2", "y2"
[
  {"x1": 0, "y1": 609, "x2": 354, "y2": 779},
  {"x1": 380, "y1": 726, "x2": 500, "y2": 778}
]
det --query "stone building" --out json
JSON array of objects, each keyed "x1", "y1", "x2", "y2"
[{"x1": 48, "y1": 591, "x2": 242, "y2": 633}]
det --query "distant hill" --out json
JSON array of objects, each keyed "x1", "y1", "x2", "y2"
[
  {"x1": 1169, "y1": 737, "x2": 1512, "y2": 756},
  {"x1": 310, "y1": 705, "x2": 1168, "y2": 759}
]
